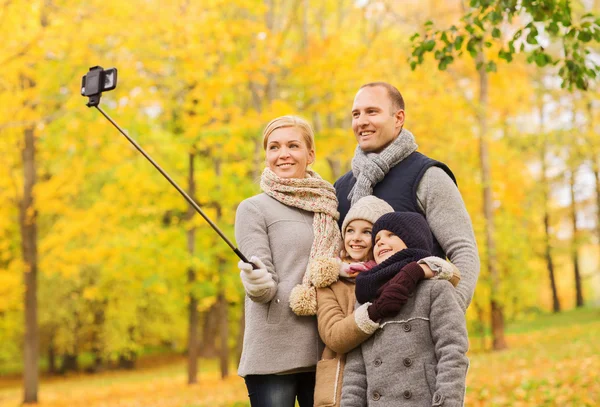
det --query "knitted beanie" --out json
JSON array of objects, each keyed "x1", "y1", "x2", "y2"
[
  {"x1": 371, "y1": 212, "x2": 433, "y2": 252},
  {"x1": 341, "y1": 196, "x2": 394, "y2": 238}
]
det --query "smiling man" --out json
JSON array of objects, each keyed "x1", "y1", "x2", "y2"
[{"x1": 334, "y1": 82, "x2": 480, "y2": 311}]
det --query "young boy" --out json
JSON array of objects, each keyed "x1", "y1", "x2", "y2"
[{"x1": 341, "y1": 212, "x2": 469, "y2": 407}]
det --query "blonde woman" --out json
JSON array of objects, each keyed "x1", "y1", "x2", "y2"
[{"x1": 235, "y1": 116, "x2": 341, "y2": 407}]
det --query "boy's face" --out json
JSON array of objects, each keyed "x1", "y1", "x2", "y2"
[
  {"x1": 344, "y1": 219, "x2": 373, "y2": 261},
  {"x1": 373, "y1": 229, "x2": 407, "y2": 263}
]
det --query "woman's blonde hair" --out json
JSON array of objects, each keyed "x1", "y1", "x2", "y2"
[{"x1": 262, "y1": 115, "x2": 315, "y2": 153}]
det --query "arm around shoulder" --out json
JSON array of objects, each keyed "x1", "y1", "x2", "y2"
[{"x1": 417, "y1": 166, "x2": 480, "y2": 312}]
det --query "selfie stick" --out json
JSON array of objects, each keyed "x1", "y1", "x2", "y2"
[{"x1": 91, "y1": 104, "x2": 251, "y2": 265}]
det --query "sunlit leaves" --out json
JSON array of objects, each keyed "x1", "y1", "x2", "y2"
[{"x1": 410, "y1": 0, "x2": 600, "y2": 90}]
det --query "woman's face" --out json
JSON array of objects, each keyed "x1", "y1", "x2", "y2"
[
  {"x1": 266, "y1": 127, "x2": 315, "y2": 179},
  {"x1": 344, "y1": 219, "x2": 373, "y2": 262}
]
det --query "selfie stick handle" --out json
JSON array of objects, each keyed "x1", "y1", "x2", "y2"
[{"x1": 95, "y1": 105, "x2": 251, "y2": 265}]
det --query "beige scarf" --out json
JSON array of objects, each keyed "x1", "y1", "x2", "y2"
[{"x1": 260, "y1": 167, "x2": 341, "y2": 315}]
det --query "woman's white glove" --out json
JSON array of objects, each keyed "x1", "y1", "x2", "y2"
[{"x1": 238, "y1": 256, "x2": 275, "y2": 297}]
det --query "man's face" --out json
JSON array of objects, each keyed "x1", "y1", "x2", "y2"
[{"x1": 351, "y1": 86, "x2": 405, "y2": 153}]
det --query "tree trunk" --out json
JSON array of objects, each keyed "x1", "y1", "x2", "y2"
[
  {"x1": 199, "y1": 305, "x2": 219, "y2": 358},
  {"x1": 594, "y1": 161, "x2": 600, "y2": 269},
  {"x1": 476, "y1": 51, "x2": 506, "y2": 350},
  {"x1": 538, "y1": 92, "x2": 560, "y2": 313},
  {"x1": 568, "y1": 168, "x2": 584, "y2": 307},
  {"x1": 326, "y1": 157, "x2": 342, "y2": 181},
  {"x1": 60, "y1": 353, "x2": 78, "y2": 374},
  {"x1": 218, "y1": 282, "x2": 229, "y2": 379},
  {"x1": 47, "y1": 339, "x2": 57, "y2": 375},
  {"x1": 586, "y1": 101, "x2": 600, "y2": 276},
  {"x1": 214, "y1": 157, "x2": 229, "y2": 379},
  {"x1": 235, "y1": 306, "x2": 245, "y2": 366},
  {"x1": 186, "y1": 151, "x2": 200, "y2": 384},
  {"x1": 20, "y1": 124, "x2": 39, "y2": 403}
]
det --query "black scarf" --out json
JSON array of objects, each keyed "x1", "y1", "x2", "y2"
[{"x1": 355, "y1": 248, "x2": 431, "y2": 304}]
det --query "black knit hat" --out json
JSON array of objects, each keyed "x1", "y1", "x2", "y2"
[{"x1": 371, "y1": 212, "x2": 433, "y2": 252}]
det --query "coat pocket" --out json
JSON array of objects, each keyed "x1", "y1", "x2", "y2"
[
  {"x1": 314, "y1": 358, "x2": 341, "y2": 407},
  {"x1": 424, "y1": 363, "x2": 437, "y2": 397}
]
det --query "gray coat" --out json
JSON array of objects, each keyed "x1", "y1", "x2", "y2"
[
  {"x1": 341, "y1": 280, "x2": 469, "y2": 407},
  {"x1": 235, "y1": 193, "x2": 322, "y2": 377}
]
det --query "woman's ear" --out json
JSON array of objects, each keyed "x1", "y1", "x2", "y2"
[{"x1": 307, "y1": 149, "x2": 316, "y2": 165}]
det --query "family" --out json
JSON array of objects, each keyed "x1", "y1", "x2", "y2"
[{"x1": 234, "y1": 82, "x2": 480, "y2": 406}]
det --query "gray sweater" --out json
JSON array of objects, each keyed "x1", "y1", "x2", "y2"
[
  {"x1": 341, "y1": 280, "x2": 469, "y2": 407},
  {"x1": 234, "y1": 193, "x2": 322, "y2": 377},
  {"x1": 415, "y1": 167, "x2": 479, "y2": 312}
]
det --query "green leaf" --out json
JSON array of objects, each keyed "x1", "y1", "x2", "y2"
[
  {"x1": 498, "y1": 49, "x2": 513, "y2": 62},
  {"x1": 412, "y1": 47, "x2": 424, "y2": 57},
  {"x1": 535, "y1": 52, "x2": 549, "y2": 67},
  {"x1": 578, "y1": 31, "x2": 592, "y2": 42},
  {"x1": 547, "y1": 22, "x2": 559, "y2": 35},
  {"x1": 492, "y1": 28, "x2": 501, "y2": 38},
  {"x1": 409, "y1": 32, "x2": 420, "y2": 41},
  {"x1": 466, "y1": 38, "x2": 478, "y2": 57},
  {"x1": 424, "y1": 40, "x2": 436, "y2": 51},
  {"x1": 455, "y1": 35, "x2": 464, "y2": 50},
  {"x1": 526, "y1": 29, "x2": 538, "y2": 45},
  {"x1": 486, "y1": 61, "x2": 497, "y2": 72}
]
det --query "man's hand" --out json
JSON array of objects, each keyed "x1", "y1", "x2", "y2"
[{"x1": 238, "y1": 256, "x2": 275, "y2": 297}]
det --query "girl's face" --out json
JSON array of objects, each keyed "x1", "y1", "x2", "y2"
[
  {"x1": 373, "y1": 229, "x2": 407, "y2": 263},
  {"x1": 344, "y1": 219, "x2": 373, "y2": 261},
  {"x1": 266, "y1": 127, "x2": 314, "y2": 179}
]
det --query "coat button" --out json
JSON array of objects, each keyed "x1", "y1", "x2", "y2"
[
  {"x1": 433, "y1": 393, "x2": 443, "y2": 403},
  {"x1": 372, "y1": 391, "x2": 381, "y2": 401},
  {"x1": 374, "y1": 358, "x2": 382, "y2": 367},
  {"x1": 403, "y1": 357, "x2": 412, "y2": 367},
  {"x1": 403, "y1": 323, "x2": 411, "y2": 332},
  {"x1": 403, "y1": 390, "x2": 412, "y2": 399},
  {"x1": 275, "y1": 298, "x2": 280, "y2": 303}
]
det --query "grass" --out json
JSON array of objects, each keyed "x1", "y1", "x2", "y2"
[{"x1": 0, "y1": 307, "x2": 598, "y2": 407}]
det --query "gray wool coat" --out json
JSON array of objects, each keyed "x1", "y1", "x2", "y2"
[
  {"x1": 341, "y1": 280, "x2": 469, "y2": 407},
  {"x1": 235, "y1": 193, "x2": 323, "y2": 377}
]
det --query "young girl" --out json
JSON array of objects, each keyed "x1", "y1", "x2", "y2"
[
  {"x1": 311, "y1": 198, "x2": 459, "y2": 407},
  {"x1": 342, "y1": 212, "x2": 469, "y2": 406}
]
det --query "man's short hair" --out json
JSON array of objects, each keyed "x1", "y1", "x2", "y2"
[{"x1": 360, "y1": 82, "x2": 405, "y2": 113}]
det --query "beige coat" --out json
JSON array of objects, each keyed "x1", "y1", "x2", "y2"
[{"x1": 314, "y1": 274, "x2": 378, "y2": 407}]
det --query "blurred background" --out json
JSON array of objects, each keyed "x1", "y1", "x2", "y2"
[{"x1": 1, "y1": 0, "x2": 599, "y2": 406}]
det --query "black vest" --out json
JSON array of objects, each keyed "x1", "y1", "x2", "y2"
[{"x1": 334, "y1": 152, "x2": 456, "y2": 258}]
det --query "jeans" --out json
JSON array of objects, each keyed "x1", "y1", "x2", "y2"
[{"x1": 244, "y1": 371, "x2": 316, "y2": 407}]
